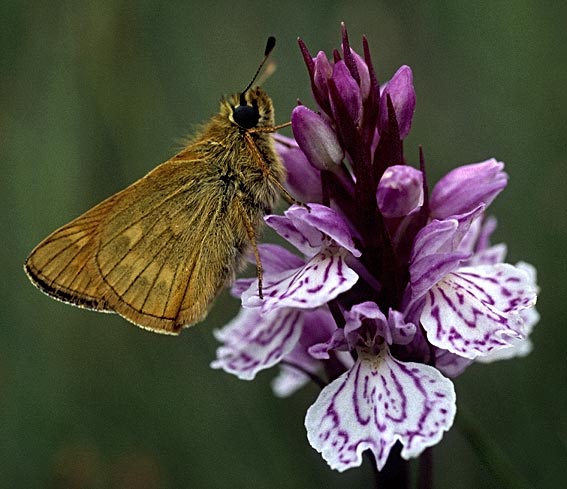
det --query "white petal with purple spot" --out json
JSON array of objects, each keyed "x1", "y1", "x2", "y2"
[
  {"x1": 241, "y1": 248, "x2": 359, "y2": 313},
  {"x1": 211, "y1": 308, "x2": 303, "y2": 380},
  {"x1": 421, "y1": 264, "x2": 537, "y2": 359},
  {"x1": 305, "y1": 346, "x2": 456, "y2": 471},
  {"x1": 476, "y1": 278, "x2": 540, "y2": 364}
]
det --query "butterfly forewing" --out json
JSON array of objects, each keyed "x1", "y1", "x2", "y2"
[{"x1": 26, "y1": 146, "x2": 250, "y2": 334}]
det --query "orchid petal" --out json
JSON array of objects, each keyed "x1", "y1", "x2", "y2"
[
  {"x1": 342, "y1": 302, "x2": 416, "y2": 347},
  {"x1": 273, "y1": 307, "x2": 339, "y2": 395},
  {"x1": 430, "y1": 159, "x2": 508, "y2": 219},
  {"x1": 256, "y1": 244, "x2": 305, "y2": 274},
  {"x1": 409, "y1": 207, "x2": 484, "y2": 299},
  {"x1": 272, "y1": 363, "x2": 312, "y2": 398},
  {"x1": 285, "y1": 204, "x2": 361, "y2": 257},
  {"x1": 412, "y1": 207, "x2": 484, "y2": 261},
  {"x1": 211, "y1": 308, "x2": 303, "y2": 380},
  {"x1": 476, "y1": 262, "x2": 540, "y2": 363},
  {"x1": 475, "y1": 216, "x2": 498, "y2": 252},
  {"x1": 421, "y1": 264, "x2": 538, "y2": 359},
  {"x1": 351, "y1": 50, "x2": 371, "y2": 100},
  {"x1": 435, "y1": 349, "x2": 474, "y2": 378},
  {"x1": 231, "y1": 244, "x2": 305, "y2": 297},
  {"x1": 379, "y1": 66, "x2": 416, "y2": 139},
  {"x1": 241, "y1": 248, "x2": 359, "y2": 313},
  {"x1": 313, "y1": 50, "x2": 333, "y2": 110},
  {"x1": 466, "y1": 243, "x2": 507, "y2": 267},
  {"x1": 266, "y1": 204, "x2": 360, "y2": 258},
  {"x1": 265, "y1": 213, "x2": 322, "y2": 256},
  {"x1": 309, "y1": 328, "x2": 347, "y2": 359},
  {"x1": 275, "y1": 135, "x2": 323, "y2": 203},
  {"x1": 474, "y1": 337, "x2": 533, "y2": 363},
  {"x1": 305, "y1": 346, "x2": 456, "y2": 471},
  {"x1": 330, "y1": 61, "x2": 362, "y2": 124},
  {"x1": 272, "y1": 338, "x2": 322, "y2": 397}
]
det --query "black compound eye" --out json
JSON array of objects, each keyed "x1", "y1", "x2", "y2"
[{"x1": 233, "y1": 104, "x2": 259, "y2": 129}]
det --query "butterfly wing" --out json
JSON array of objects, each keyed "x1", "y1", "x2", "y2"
[
  {"x1": 26, "y1": 148, "x2": 250, "y2": 334},
  {"x1": 25, "y1": 192, "x2": 121, "y2": 311}
]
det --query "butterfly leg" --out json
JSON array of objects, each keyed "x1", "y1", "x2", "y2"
[{"x1": 235, "y1": 198, "x2": 264, "y2": 300}]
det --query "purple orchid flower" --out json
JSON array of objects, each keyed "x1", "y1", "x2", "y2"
[{"x1": 212, "y1": 23, "x2": 540, "y2": 484}]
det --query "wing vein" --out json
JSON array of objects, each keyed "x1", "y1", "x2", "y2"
[
  {"x1": 100, "y1": 181, "x2": 196, "y2": 248},
  {"x1": 122, "y1": 233, "x2": 176, "y2": 310},
  {"x1": 34, "y1": 235, "x2": 89, "y2": 279},
  {"x1": 174, "y1": 196, "x2": 225, "y2": 323}
]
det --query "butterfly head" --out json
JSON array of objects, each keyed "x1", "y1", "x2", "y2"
[{"x1": 228, "y1": 87, "x2": 274, "y2": 129}]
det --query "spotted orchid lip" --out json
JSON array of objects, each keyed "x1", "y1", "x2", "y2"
[
  {"x1": 211, "y1": 307, "x2": 304, "y2": 381},
  {"x1": 421, "y1": 264, "x2": 537, "y2": 359},
  {"x1": 305, "y1": 345, "x2": 456, "y2": 472},
  {"x1": 240, "y1": 204, "x2": 360, "y2": 314},
  {"x1": 304, "y1": 302, "x2": 455, "y2": 471}
]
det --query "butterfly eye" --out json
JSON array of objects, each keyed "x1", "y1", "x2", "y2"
[{"x1": 233, "y1": 104, "x2": 259, "y2": 129}]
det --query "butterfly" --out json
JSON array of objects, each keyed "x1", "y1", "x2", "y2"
[{"x1": 24, "y1": 37, "x2": 296, "y2": 335}]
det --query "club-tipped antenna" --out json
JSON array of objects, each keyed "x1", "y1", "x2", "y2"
[{"x1": 239, "y1": 36, "x2": 276, "y2": 106}]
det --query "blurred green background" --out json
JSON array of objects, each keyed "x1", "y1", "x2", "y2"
[{"x1": 2, "y1": 1, "x2": 566, "y2": 488}]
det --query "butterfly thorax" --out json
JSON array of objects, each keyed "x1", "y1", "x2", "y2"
[{"x1": 180, "y1": 86, "x2": 286, "y2": 215}]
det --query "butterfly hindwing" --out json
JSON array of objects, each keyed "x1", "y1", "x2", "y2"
[{"x1": 24, "y1": 192, "x2": 121, "y2": 311}]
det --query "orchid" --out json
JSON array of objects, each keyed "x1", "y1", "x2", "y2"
[{"x1": 212, "y1": 23, "x2": 539, "y2": 487}]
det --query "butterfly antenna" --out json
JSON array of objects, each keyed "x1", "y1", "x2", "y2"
[{"x1": 239, "y1": 36, "x2": 276, "y2": 106}]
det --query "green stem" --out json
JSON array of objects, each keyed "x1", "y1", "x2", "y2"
[
  {"x1": 417, "y1": 447, "x2": 433, "y2": 489},
  {"x1": 372, "y1": 443, "x2": 409, "y2": 488}
]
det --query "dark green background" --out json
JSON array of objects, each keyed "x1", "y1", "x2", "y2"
[{"x1": 2, "y1": 1, "x2": 566, "y2": 488}]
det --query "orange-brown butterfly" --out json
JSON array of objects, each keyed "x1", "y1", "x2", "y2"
[{"x1": 24, "y1": 37, "x2": 296, "y2": 335}]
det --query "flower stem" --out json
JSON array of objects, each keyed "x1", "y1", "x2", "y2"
[
  {"x1": 417, "y1": 447, "x2": 433, "y2": 489},
  {"x1": 373, "y1": 443, "x2": 409, "y2": 488},
  {"x1": 364, "y1": 451, "x2": 381, "y2": 489}
]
